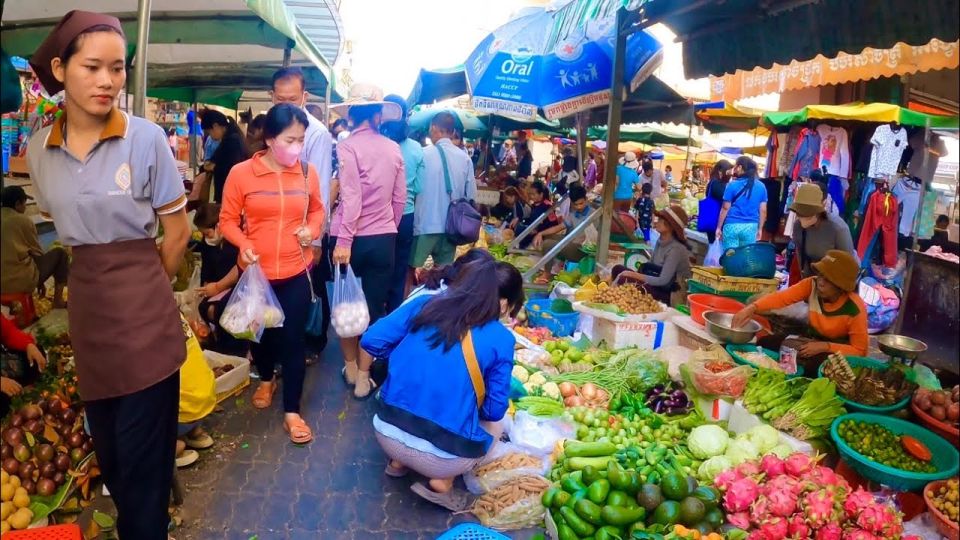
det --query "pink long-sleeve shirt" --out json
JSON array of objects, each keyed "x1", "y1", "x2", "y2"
[{"x1": 331, "y1": 125, "x2": 406, "y2": 249}]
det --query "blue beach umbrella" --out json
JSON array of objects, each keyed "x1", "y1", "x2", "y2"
[{"x1": 465, "y1": 0, "x2": 663, "y2": 121}]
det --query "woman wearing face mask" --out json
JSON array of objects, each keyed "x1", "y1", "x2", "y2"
[
  {"x1": 200, "y1": 110, "x2": 249, "y2": 203},
  {"x1": 219, "y1": 103, "x2": 325, "y2": 444},
  {"x1": 190, "y1": 203, "x2": 241, "y2": 352},
  {"x1": 328, "y1": 84, "x2": 407, "y2": 399},
  {"x1": 789, "y1": 182, "x2": 856, "y2": 278},
  {"x1": 25, "y1": 11, "x2": 191, "y2": 538}
]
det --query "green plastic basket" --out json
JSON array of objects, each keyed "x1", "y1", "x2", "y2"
[
  {"x1": 817, "y1": 356, "x2": 911, "y2": 413},
  {"x1": 687, "y1": 280, "x2": 755, "y2": 303},
  {"x1": 726, "y1": 344, "x2": 805, "y2": 378},
  {"x1": 831, "y1": 413, "x2": 960, "y2": 491}
]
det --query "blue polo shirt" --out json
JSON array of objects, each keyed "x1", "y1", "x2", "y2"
[
  {"x1": 723, "y1": 177, "x2": 768, "y2": 225},
  {"x1": 614, "y1": 165, "x2": 640, "y2": 201}
]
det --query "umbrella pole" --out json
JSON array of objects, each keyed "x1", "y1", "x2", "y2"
[
  {"x1": 132, "y1": 0, "x2": 152, "y2": 118},
  {"x1": 189, "y1": 100, "x2": 198, "y2": 170},
  {"x1": 895, "y1": 119, "x2": 930, "y2": 335},
  {"x1": 684, "y1": 107, "x2": 694, "y2": 178},
  {"x1": 576, "y1": 112, "x2": 586, "y2": 178},
  {"x1": 597, "y1": 7, "x2": 630, "y2": 266}
]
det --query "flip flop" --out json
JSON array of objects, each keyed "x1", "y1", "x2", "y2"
[
  {"x1": 410, "y1": 483, "x2": 473, "y2": 512},
  {"x1": 384, "y1": 462, "x2": 408, "y2": 478},
  {"x1": 184, "y1": 430, "x2": 214, "y2": 450},
  {"x1": 251, "y1": 383, "x2": 276, "y2": 409},
  {"x1": 283, "y1": 416, "x2": 313, "y2": 444}
]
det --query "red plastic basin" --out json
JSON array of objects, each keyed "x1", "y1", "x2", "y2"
[{"x1": 688, "y1": 294, "x2": 744, "y2": 326}]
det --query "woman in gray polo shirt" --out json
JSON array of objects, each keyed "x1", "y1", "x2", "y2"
[{"x1": 26, "y1": 11, "x2": 191, "y2": 540}]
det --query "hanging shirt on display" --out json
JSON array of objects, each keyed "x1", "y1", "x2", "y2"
[
  {"x1": 907, "y1": 132, "x2": 947, "y2": 182},
  {"x1": 816, "y1": 125, "x2": 851, "y2": 178},
  {"x1": 867, "y1": 124, "x2": 908, "y2": 178},
  {"x1": 789, "y1": 127, "x2": 821, "y2": 180},
  {"x1": 892, "y1": 177, "x2": 922, "y2": 237}
]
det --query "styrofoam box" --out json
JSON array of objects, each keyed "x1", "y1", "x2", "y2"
[
  {"x1": 728, "y1": 400, "x2": 815, "y2": 455},
  {"x1": 203, "y1": 350, "x2": 250, "y2": 401}
]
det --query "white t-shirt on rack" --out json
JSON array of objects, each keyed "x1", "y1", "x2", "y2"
[{"x1": 868, "y1": 124, "x2": 908, "y2": 178}]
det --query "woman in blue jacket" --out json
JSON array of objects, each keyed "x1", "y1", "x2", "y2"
[{"x1": 361, "y1": 259, "x2": 524, "y2": 511}]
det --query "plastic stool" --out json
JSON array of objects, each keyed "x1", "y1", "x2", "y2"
[
  {"x1": 435, "y1": 524, "x2": 511, "y2": 540},
  {"x1": 3, "y1": 523, "x2": 83, "y2": 539},
  {"x1": 0, "y1": 292, "x2": 36, "y2": 328}
]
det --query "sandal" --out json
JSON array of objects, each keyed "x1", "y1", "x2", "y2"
[
  {"x1": 184, "y1": 428, "x2": 214, "y2": 450},
  {"x1": 410, "y1": 483, "x2": 473, "y2": 512},
  {"x1": 353, "y1": 372, "x2": 377, "y2": 400},
  {"x1": 384, "y1": 462, "x2": 408, "y2": 478},
  {"x1": 283, "y1": 416, "x2": 313, "y2": 444},
  {"x1": 251, "y1": 382, "x2": 276, "y2": 409}
]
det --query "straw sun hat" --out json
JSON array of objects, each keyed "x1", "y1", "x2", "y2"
[{"x1": 328, "y1": 82, "x2": 402, "y2": 122}]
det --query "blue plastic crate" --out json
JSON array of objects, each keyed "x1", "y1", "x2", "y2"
[
  {"x1": 435, "y1": 524, "x2": 511, "y2": 540},
  {"x1": 524, "y1": 298, "x2": 580, "y2": 336}
]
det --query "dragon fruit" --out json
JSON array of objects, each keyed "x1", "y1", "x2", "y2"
[
  {"x1": 765, "y1": 473, "x2": 804, "y2": 497},
  {"x1": 787, "y1": 514, "x2": 811, "y2": 539},
  {"x1": 760, "y1": 454, "x2": 786, "y2": 478},
  {"x1": 857, "y1": 503, "x2": 903, "y2": 537},
  {"x1": 724, "y1": 477, "x2": 761, "y2": 512},
  {"x1": 738, "y1": 460, "x2": 763, "y2": 478},
  {"x1": 843, "y1": 488, "x2": 876, "y2": 519},
  {"x1": 803, "y1": 466, "x2": 845, "y2": 488},
  {"x1": 767, "y1": 489, "x2": 798, "y2": 517},
  {"x1": 815, "y1": 523, "x2": 843, "y2": 540},
  {"x1": 803, "y1": 489, "x2": 842, "y2": 529},
  {"x1": 750, "y1": 496, "x2": 771, "y2": 525},
  {"x1": 756, "y1": 517, "x2": 789, "y2": 540},
  {"x1": 784, "y1": 452, "x2": 817, "y2": 477},
  {"x1": 726, "y1": 511, "x2": 751, "y2": 529},
  {"x1": 842, "y1": 529, "x2": 879, "y2": 540},
  {"x1": 715, "y1": 467, "x2": 746, "y2": 491}
]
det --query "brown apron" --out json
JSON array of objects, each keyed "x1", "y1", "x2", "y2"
[{"x1": 69, "y1": 239, "x2": 185, "y2": 401}]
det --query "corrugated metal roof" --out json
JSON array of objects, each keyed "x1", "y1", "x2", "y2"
[{"x1": 282, "y1": 0, "x2": 344, "y2": 65}]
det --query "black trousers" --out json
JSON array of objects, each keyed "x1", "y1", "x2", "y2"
[
  {"x1": 250, "y1": 272, "x2": 311, "y2": 413},
  {"x1": 84, "y1": 372, "x2": 179, "y2": 540},
  {"x1": 306, "y1": 235, "x2": 333, "y2": 356}
]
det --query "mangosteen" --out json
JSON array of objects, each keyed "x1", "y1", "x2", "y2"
[
  {"x1": 36, "y1": 444, "x2": 54, "y2": 463},
  {"x1": 9, "y1": 413, "x2": 25, "y2": 428},
  {"x1": 82, "y1": 440, "x2": 95, "y2": 454},
  {"x1": 19, "y1": 461, "x2": 36, "y2": 481},
  {"x1": 60, "y1": 408, "x2": 77, "y2": 426},
  {"x1": 52, "y1": 471, "x2": 66, "y2": 486},
  {"x1": 67, "y1": 432, "x2": 85, "y2": 449},
  {"x1": 2, "y1": 457, "x2": 20, "y2": 475},
  {"x1": 40, "y1": 462, "x2": 57, "y2": 479},
  {"x1": 54, "y1": 453, "x2": 71, "y2": 472},
  {"x1": 21, "y1": 478, "x2": 36, "y2": 495},
  {"x1": 69, "y1": 447, "x2": 85, "y2": 464},
  {"x1": 48, "y1": 398, "x2": 64, "y2": 415},
  {"x1": 24, "y1": 418, "x2": 43, "y2": 435},
  {"x1": 1, "y1": 444, "x2": 12, "y2": 460},
  {"x1": 37, "y1": 478, "x2": 56, "y2": 497},
  {"x1": 39, "y1": 400, "x2": 50, "y2": 413},
  {"x1": 13, "y1": 443, "x2": 31, "y2": 463},
  {"x1": 2, "y1": 426, "x2": 24, "y2": 446},
  {"x1": 22, "y1": 404, "x2": 42, "y2": 420}
]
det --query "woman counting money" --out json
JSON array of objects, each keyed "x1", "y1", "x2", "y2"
[{"x1": 26, "y1": 11, "x2": 191, "y2": 539}]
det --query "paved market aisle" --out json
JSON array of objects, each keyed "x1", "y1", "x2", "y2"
[{"x1": 173, "y1": 339, "x2": 538, "y2": 540}]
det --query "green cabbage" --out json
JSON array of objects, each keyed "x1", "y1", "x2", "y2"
[
  {"x1": 768, "y1": 443, "x2": 793, "y2": 459},
  {"x1": 687, "y1": 425, "x2": 731, "y2": 459},
  {"x1": 744, "y1": 424, "x2": 781, "y2": 454},
  {"x1": 725, "y1": 438, "x2": 760, "y2": 465},
  {"x1": 698, "y1": 455, "x2": 735, "y2": 480}
]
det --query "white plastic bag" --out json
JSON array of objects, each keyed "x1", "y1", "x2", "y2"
[
  {"x1": 506, "y1": 410, "x2": 575, "y2": 457},
  {"x1": 463, "y1": 442, "x2": 551, "y2": 494},
  {"x1": 331, "y1": 264, "x2": 370, "y2": 338},
  {"x1": 218, "y1": 263, "x2": 284, "y2": 342},
  {"x1": 705, "y1": 239, "x2": 723, "y2": 267}
]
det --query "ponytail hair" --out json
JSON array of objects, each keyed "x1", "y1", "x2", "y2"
[
  {"x1": 411, "y1": 259, "x2": 503, "y2": 351},
  {"x1": 736, "y1": 156, "x2": 759, "y2": 193}
]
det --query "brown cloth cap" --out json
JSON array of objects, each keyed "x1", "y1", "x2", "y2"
[
  {"x1": 811, "y1": 249, "x2": 860, "y2": 292},
  {"x1": 29, "y1": 10, "x2": 125, "y2": 95},
  {"x1": 789, "y1": 183, "x2": 826, "y2": 218}
]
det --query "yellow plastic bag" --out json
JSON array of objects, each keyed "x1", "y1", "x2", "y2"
[{"x1": 178, "y1": 315, "x2": 217, "y2": 424}]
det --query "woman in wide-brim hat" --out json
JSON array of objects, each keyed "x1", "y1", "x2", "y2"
[
  {"x1": 789, "y1": 178, "x2": 857, "y2": 280},
  {"x1": 733, "y1": 249, "x2": 868, "y2": 373},
  {"x1": 612, "y1": 204, "x2": 692, "y2": 305}
]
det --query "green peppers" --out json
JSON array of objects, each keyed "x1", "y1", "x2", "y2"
[
  {"x1": 561, "y1": 471, "x2": 588, "y2": 493},
  {"x1": 582, "y1": 465, "x2": 604, "y2": 485},
  {"x1": 587, "y1": 479, "x2": 611, "y2": 505},
  {"x1": 565, "y1": 489, "x2": 588, "y2": 509},
  {"x1": 574, "y1": 498, "x2": 604, "y2": 526},
  {"x1": 624, "y1": 471, "x2": 642, "y2": 495},
  {"x1": 556, "y1": 522, "x2": 580, "y2": 540},
  {"x1": 595, "y1": 526, "x2": 624, "y2": 540},
  {"x1": 607, "y1": 461, "x2": 631, "y2": 491},
  {"x1": 602, "y1": 505, "x2": 646, "y2": 526},
  {"x1": 606, "y1": 490, "x2": 633, "y2": 508},
  {"x1": 543, "y1": 487, "x2": 561, "y2": 508},
  {"x1": 553, "y1": 490, "x2": 572, "y2": 509},
  {"x1": 567, "y1": 456, "x2": 616, "y2": 471},
  {"x1": 560, "y1": 505, "x2": 596, "y2": 537},
  {"x1": 565, "y1": 441, "x2": 617, "y2": 458}
]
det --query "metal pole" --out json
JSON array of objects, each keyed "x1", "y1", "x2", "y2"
[
  {"x1": 325, "y1": 83, "x2": 332, "y2": 125},
  {"x1": 576, "y1": 112, "x2": 586, "y2": 179},
  {"x1": 597, "y1": 7, "x2": 630, "y2": 265},
  {"x1": 188, "y1": 101, "x2": 198, "y2": 170},
  {"x1": 895, "y1": 119, "x2": 931, "y2": 334},
  {"x1": 132, "y1": 0, "x2": 152, "y2": 118},
  {"x1": 282, "y1": 45, "x2": 292, "y2": 68}
]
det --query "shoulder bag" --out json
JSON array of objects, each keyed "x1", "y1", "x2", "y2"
[
  {"x1": 298, "y1": 162, "x2": 325, "y2": 337},
  {"x1": 462, "y1": 330, "x2": 485, "y2": 408},
  {"x1": 438, "y1": 146, "x2": 482, "y2": 246}
]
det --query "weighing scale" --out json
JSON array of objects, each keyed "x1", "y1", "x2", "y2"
[
  {"x1": 619, "y1": 242, "x2": 652, "y2": 271},
  {"x1": 877, "y1": 334, "x2": 928, "y2": 367}
]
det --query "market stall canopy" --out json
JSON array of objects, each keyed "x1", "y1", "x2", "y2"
[
  {"x1": 465, "y1": 0, "x2": 664, "y2": 120},
  {"x1": 587, "y1": 124, "x2": 697, "y2": 146},
  {"x1": 643, "y1": 0, "x2": 960, "y2": 79},
  {"x1": 695, "y1": 102, "x2": 768, "y2": 134},
  {"x1": 407, "y1": 66, "x2": 468, "y2": 107},
  {"x1": 603, "y1": 73, "x2": 691, "y2": 126},
  {"x1": 763, "y1": 103, "x2": 960, "y2": 129},
  {"x1": 0, "y1": 0, "x2": 339, "y2": 96}
]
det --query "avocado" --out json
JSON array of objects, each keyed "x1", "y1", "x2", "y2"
[
  {"x1": 692, "y1": 486, "x2": 721, "y2": 509},
  {"x1": 685, "y1": 475, "x2": 699, "y2": 494},
  {"x1": 636, "y1": 483, "x2": 664, "y2": 512},
  {"x1": 678, "y1": 496, "x2": 707, "y2": 526},
  {"x1": 651, "y1": 500, "x2": 681, "y2": 526},
  {"x1": 693, "y1": 521, "x2": 714, "y2": 535},
  {"x1": 660, "y1": 472, "x2": 690, "y2": 501},
  {"x1": 704, "y1": 507, "x2": 725, "y2": 528}
]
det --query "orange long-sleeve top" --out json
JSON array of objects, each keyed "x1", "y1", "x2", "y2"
[
  {"x1": 753, "y1": 277, "x2": 869, "y2": 356},
  {"x1": 220, "y1": 152, "x2": 325, "y2": 281}
]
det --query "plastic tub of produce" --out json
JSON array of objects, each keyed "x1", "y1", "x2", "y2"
[
  {"x1": 911, "y1": 387, "x2": 960, "y2": 445},
  {"x1": 831, "y1": 413, "x2": 960, "y2": 492},
  {"x1": 203, "y1": 350, "x2": 250, "y2": 403},
  {"x1": 687, "y1": 293, "x2": 744, "y2": 326},
  {"x1": 923, "y1": 479, "x2": 960, "y2": 540},
  {"x1": 912, "y1": 401, "x2": 960, "y2": 446},
  {"x1": 817, "y1": 356, "x2": 910, "y2": 413},
  {"x1": 524, "y1": 298, "x2": 580, "y2": 337},
  {"x1": 725, "y1": 344, "x2": 805, "y2": 378}
]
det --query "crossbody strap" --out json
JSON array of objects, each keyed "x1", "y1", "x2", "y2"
[
  {"x1": 461, "y1": 330, "x2": 485, "y2": 408},
  {"x1": 437, "y1": 145, "x2": 453, "y2": 196},
  {"x1": 298, "y1": 162, "x2": 318, "y2": 303},
  {"x1": 730, "y1": 182, "x2": 751, "y2": 205}
]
